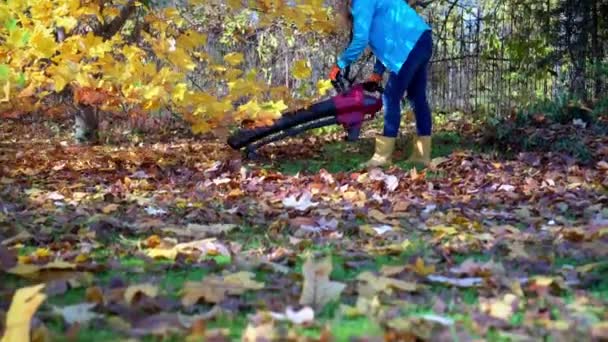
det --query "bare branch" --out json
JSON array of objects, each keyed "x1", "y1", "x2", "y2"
[{"x1": 96, "y1": 0, "x2": 137, "y2": 40}]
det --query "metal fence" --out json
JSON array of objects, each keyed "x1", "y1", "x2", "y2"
[{"x1": 424, "y1": 3, "x2": 607, "y2": 116}]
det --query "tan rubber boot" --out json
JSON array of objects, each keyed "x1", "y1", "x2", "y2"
[
  {"x1": 407, "y1": 135, "x2": 432, "y2": 166},
  {"x1": 363, "y1": 136, "x2": 396, "y2": 168}
]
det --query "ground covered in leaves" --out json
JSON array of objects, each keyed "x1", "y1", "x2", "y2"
[{"x1": 1, "y1": 117, "x2": 608, "y2": 341}]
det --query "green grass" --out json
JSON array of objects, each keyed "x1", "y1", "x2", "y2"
[{"x1": 274, "y1": 130, "x2": 479, "y2": 175}]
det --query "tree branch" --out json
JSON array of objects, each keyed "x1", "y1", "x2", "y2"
[{"x1": 96, "y1": 0, "x2": 137, "y2": 40}]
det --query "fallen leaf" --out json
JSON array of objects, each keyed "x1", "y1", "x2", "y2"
[
  {"x1": 300, "y1": 217, "x2": 339, "y2": 233},
  {"x1": 357, "y1": 271, "x2": 419, "y2": 298},
  {"x1": 31, "y1": 324, "x2": 51, "y2": 342},
  {"x1": 299, "y1": 256, "x2": 346, "y2": 311},
  {"x1": 386, "y1": 316, "x2": 435, "y2": 340},
  {"x1": 6, "y1": 260, "x2": 77, "y2": 276},
  {"x1": 451, "y1": 258, "x2": 495, "y2": 277},
  {"x1": 52, "y1": 303, "x2": 100, "y2": 325},
  {"x1": 419, "y1": 313, "x2": 454, "y2": 326},
  {"x1": 2, "y1": 231, "x2": 34, "y2": 246},
  {"x1": 597, "y1": 161, "x2": 608, "y2": 170},
  {"x1": 0, "y1": 245, "x2": 17, "y2": 271},
  {"x1": 165, "y1": 223, "x2": 238, "y2": 238},
  {"x1": 479, "y1": 294, "x2": 519, "y2": 321},
  {"x1": 340, "y1": 296, "x2": 383, "y2": 318},
  {"x1": 178, "y1": 307, "x2": 222, "y2": 328},
  {"x1": 368, "y1": 169, "x2": 399, "y2": 191},
  {"x1": 85, "y1": 286, "x2": 104, "y2": 305},
  {"x1": 124, "y1": 283, "x2": 159, "y2": 305},
  {"x1": 144, "y1": 235, "x2": 162, "y2": 248},
  {"x1": 102, "y1": 204, "x2": 119, "y2": 214},
  {"x1": 282, "y1": 192, "x2": 318, "y2": 211},
  {"x1": 242, "y1": 322, "x2": 276, "y2": 342},
  {"x1": 427, "y1": 275, "x2": 483, "y2": 288},
  {"x1": 147, "y1": 238, "x2": 230, "y2": 260},
  {"x1": 408, "y1": 257, "x2": 436, "y2": 276},
  {"x1": 380, "y1": 265, "x2": 407, "y2": 277},
  {"x1": 146, "y1": 248, "x2": 178, "y2": 260},
  {"x1": 269, "y1": 306, "x2": 314, "y2": 325},
  {"x1": 182, "y1": 272, "x2": 264, "y2": 305},
  {"x1": 131, "y1": 313, "x2": 186, "y2": 337},
  {"x1": 592, "y1": 321, "x2": 608, "y2": 339},
  {"x1": 429, "y1": 157, "x2": 449, "y2": 169},
  {"x1": 1, "y1": 284, "x2": 47, "y2": 342},
  {"x1": 175, "y1": 238, "x2": 230, "y2": 256},
  {"x1": 361, "y1": 224, "x2": 393, "y2": 236}
]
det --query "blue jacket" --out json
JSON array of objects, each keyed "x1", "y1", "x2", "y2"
[{"x1": 337, "y1": 0, "x2": 431, "y2": 74}]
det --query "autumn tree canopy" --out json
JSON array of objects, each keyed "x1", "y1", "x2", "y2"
[{"x1": 0, "y1": 0, "x2": 341, "y2": 133}]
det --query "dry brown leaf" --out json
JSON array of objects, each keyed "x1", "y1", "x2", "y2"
[
  {"x1": 242, "y1": 322, "x2": 276, "y2": 342},
  {"x1": 85, "y1": 286, "x2": 105, "y2": 305},
  {"x1": 1, "y1": 284, "x2": 47, "y2": 342},
  {"x1": 592, "y1": 321, "x2": 608, "y2": 339},
  {"x1": 299, "y1": 256, "x2": 346, "y2": 311},
  {"x1": 163, "y1": 223, "x2": 237, "y2": 238},
  {"x1": 182, "y1": 272, "x2": 264, "y2": 306},
  {"x1": 380, "y1": 265, "x2": 407, "y2": 277},
  {"x1": 407, "y1": 257, "x2": 436, "y2": 276},
  {"x1": 479, "y1": 294, "x2": 519, "y2": 321},
  {"x1": 124, "y1": 283, "x2": 159, "y2": 305},
  {"x1": 102, "y1": 204, "x2": 119, "y2": 214},
  {"x1": 357, "y1": 271, "x2": 419, "y2": 298},
  {"x1": 6, "y1": 261, "x2": 77, "y2": 277}
]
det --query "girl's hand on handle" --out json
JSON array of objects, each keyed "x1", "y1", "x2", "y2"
[
  {"x1": 368, "y1": 73, "x2": 383, "y2": 84},
  {"x1": 329, "y1": 65, "x2": 342, "y2": 81}
]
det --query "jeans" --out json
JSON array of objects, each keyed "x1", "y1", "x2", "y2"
[{"x1": 382, "y1": 30, "x2": 433, "y2": 137}]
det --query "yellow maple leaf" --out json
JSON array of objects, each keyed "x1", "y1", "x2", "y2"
[
  {"x1": 224, "y1": 68, "x2": 244, "y2": 81},
  {"x1": 1, "y1": 81, "x2": 10, "y2": 103},
  {"x1": 6, "y1": 28, "x2": 28, "y2": 49},
  {"x1": 292, "y1": 60, "x2": 311, "y2": 80},
  {"x1": 259, "y1": 100, "x2": 287, "y2": 118},
  {"x1": 223, "y1": 52, "x2": 244, "y2": 66},
  {"x1": 167, "y1": 47, "x2": 196, "y2": 71},
  {"x1": 143, "y1": 85, "x2": 165, "y2": 101},
  {"x1": 226, "y1": 0, "x2": 245, "y2": 9},
  {"x1": 176, "y1": 30, "x2": 207, "y2": 50},
  {"x1": 238, "y1": 100, "x2": 261, "y2": 116},
  {"x1": 171, "y1": 83, "x2": 188, "y2": 103},
  {"x1": 55, "y1": 16, "x2": 78, "y2": 32},
  {"x1": 0, "y1": 284, "x2": 46, "y2": 342},
  {"x1": 191, "y1": 121, "x2": 210, "y2": 134},
  {"x1": 317, "y1": 79, "x2": 333, "y2": 96},
  {"x1": 30, "y1": 1, "x2": 54, "y2": 22}
]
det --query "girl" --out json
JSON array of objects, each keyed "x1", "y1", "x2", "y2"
[{"x1": 330, "y1": 0, "x2": 433, "y2": 167}]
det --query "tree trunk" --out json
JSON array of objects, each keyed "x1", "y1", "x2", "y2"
[
  {"x1": 591, "y1": 0, "x2": 603, "y2": 98},
  {"x1": 74, "y1": 105, "x2": 99, "y2": 144},
  {"x1": 567, "y1": 0, "x2": 589, "y2": 100}
]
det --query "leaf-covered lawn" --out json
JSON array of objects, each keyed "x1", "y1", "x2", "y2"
[{"x1": 1, "y1": 119, "x2": 608, "y2": 341}]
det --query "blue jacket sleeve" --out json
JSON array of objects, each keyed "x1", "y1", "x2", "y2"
[
  {"x1": 373, "y1": 58, "x2": 386, "y2": 74},
  {"x1": 336, "y1": 0, "x2": 374, "y2": 69}
]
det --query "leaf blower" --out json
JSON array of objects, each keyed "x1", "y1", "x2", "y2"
[{"x1": 227, "y1": 65, "x2": 384, "y2": 159}]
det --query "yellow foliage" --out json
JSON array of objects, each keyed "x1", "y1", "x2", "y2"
[
  {"x1": 1, "y1": 284, "x2": 46, "y2": 342},
  {"x1": 223, "y1": 52, "x2": 245, "y2": 67},
  {"x1": 0, "y1": 0, "x2": 339, "y2": 132},
  {"x1": 292, "y1": 60, "x2": 312, "y2": 80}
]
